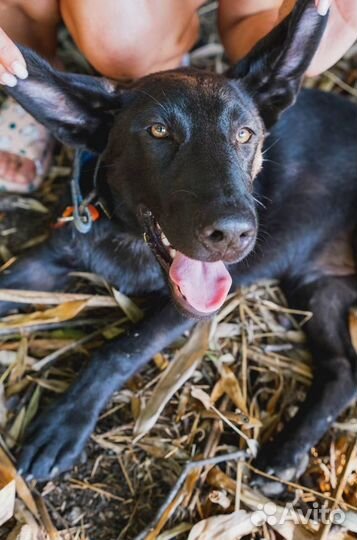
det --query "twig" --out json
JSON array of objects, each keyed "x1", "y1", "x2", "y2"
[
  {"x1": 0, "y1": 316, "x2": 118, "y2": 336},
  {"x1": 319, "y1": 440, "x2": 357, "y2": 540},
  {"x1": 134, "y1": 450, "x2": 247, "y2": 540},
  {"x1": 246, "y1": 462, "x2": 357, "y2": 512},
  {"x1": 324, "y1": 70, "x2": 357, "y2": 98},
  {"x1": 235, "y1": 459, "x2": 244, "y2": 512},
  {"x1": 32, "y1": 487, "x2": 75, "y2": 540},
  {"x1": 32, "y1": 321, "x2": 121, "y2": 372},
  {"x1": 0, "y1": 288, "x2": 118, "y2": 307}
]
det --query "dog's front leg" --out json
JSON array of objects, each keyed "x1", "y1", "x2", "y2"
[
  {"x1": 18, "y1": 301, "x2": 194, "y2": 480},
  {"x1": 0, "y1": 229, "x2": 77, "y2": 316}
]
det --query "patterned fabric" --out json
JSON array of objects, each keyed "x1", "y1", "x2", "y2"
[{"x1": 0, "y1": 97, "x2": 53, "y2": 193}]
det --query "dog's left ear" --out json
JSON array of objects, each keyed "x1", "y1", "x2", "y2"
[
  {"x1": 227, "y1": 0, "x2": 328, "y2": 127},
  {"x1": 5, "y1": 46, "x2": 123, "y2": 153}
]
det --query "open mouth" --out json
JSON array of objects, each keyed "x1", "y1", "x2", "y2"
[{"x1": 138, "y1": 207, "x2": 232, "y2": 318}]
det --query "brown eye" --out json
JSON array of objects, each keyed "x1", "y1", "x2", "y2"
[
  {"x1": 236, "y1": 127, "x2": 253, "y2": 144},
  {"x1": 149, "y1": 123, "x2": 169, "y2": 138}
]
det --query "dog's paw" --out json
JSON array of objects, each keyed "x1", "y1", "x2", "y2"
[
  {"x1": 17, "y1": 401, "x2": 97, "y2": 481},
  {"x1": 251, "y1": 442, "x2": 309, "y2": 497}
]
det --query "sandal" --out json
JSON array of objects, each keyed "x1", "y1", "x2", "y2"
[{"x1": 0, "y1": 97, "x2": 54, "y2": 193}]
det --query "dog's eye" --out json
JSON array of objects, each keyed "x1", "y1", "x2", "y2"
[
  {"x1": 236, "y1": 127, "x2": 253, "y2": 144},
  {"x1": 149, "y1": 123, "x2": 169, "y2": 139}
]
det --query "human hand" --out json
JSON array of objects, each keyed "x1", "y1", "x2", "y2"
[
  {"x1": 315, "y1": 0, "x2": 331, "y2": 16},
  {"x1": 0, "y1": 27, "x2": 28, "y2": 86},
  {"x1": 308, "y1": 0, "x2": 357, "y2": 75}
]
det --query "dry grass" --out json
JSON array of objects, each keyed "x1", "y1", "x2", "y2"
[{"x1": 1, "y1": 4, "x2": 357, "y2": 539}]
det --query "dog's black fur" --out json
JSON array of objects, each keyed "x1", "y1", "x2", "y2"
[{"x1": 2, "y1": 0, "x2": 357, "y2": 493}]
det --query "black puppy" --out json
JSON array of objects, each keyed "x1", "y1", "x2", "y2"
[{"x1": 1, "y1": 0, "x2": 357, "y2": 493}]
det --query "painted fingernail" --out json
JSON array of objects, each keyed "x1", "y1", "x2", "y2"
[
  {"x1": 0, "y1": 72, "x2": 17, "y2": 87},
  {"x1": 317, "y1": 0, "x2": 330, "y2": 16},
  {"x1": 11, "y1": 60, "x2": 28, "y2": 79}
]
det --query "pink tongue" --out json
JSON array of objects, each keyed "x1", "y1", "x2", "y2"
[{"x1": 169, "y1": 251, "x2": 232, "y2": 314}]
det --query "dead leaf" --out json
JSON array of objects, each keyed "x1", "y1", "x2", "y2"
[
  {"x1": 207, "y1": 466, "x2": 236, "y2": 494},
  {"x1": 6, "y1": 407, "x2": 26, "y2": 448},
  {"x1": 206, "y1": 474, "x2": 319, "y2": 540},
  {"x1": 187, "y1": 510, "x2": 255, "y2": 540},
  {"x1": 0, "y1": 463, "x2": 16, "y2": 526},
  {"x1": 0, "y1": 382, "x2": 7, "y2": 427},
  {"x1": 153, "y1": 353, "x2": 169, "y2": 371},
  {"x1": 0, "y1": 300, "x2": 89, "y2": 329},
  {"x1": 208, "y1": 490, "x2": 231, "y2": 509},
  {"x1": 134, "y1": 321, "x2": 211, "y2": 438},
  {"x1": 191, "y1": 388, "x2": 257, "y2": 455},
  {"x1": 156, "y1": 524, "x2": 193, "y2": 540},
  {"x1": 0, "y1": 350, "x2": 17, "y2": 366},
  {"x1": 0, "y1": 448, "x2": 38, "y2": 517},
  {"x1": 191, "y1": 387, "x2": 212, "y2": 410},
  {"x1": 0, "y1": 289, "x2": 117, "y2": 308},
  {"x1": 8, "y1": 196, "x2": 49, "y2": 214},
  {"x1": 111, "y1": 287, "x2": 143, "y2": 323},
  {"x1": 35, "y1": 494, "x2": 59, "y2": 539},
  {"x1": 267, "y1": 372, "x2": 284, "y2": 415},
  {"x1": 22, "y1": 386, "x2": 41, "y2": 433},
  {"x1": 145, "y1": 470, "x2": 201, "y2": 540},
  {"x1": 349, "y1": 309, "x2": 357, "y2": 353},
  {"x1": 9, "y1": 338, "x2": 28, "y2": 383},
  {"x1": 218, "y1": 364, "x2": 248, "y2": 414},
  {"x1": 13, "y1": 501, "x2": 41, "y2": 539},
  {"x1": 15, "y1": 524, "x2": 35, "y2": 540}
]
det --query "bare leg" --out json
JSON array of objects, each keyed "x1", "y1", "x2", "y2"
[
  {"x1": 60, "y1": 0, "x2": 205, "y2": 79},
  {"x1": 218, "y1": 0, "x2": 285, "y2": 63},
  {"x1": 218, "y1": 0, "x2": 357, "y2": 76},
  {"x1": 0, "y1": 0, "x2": 59, "y2": 58}
]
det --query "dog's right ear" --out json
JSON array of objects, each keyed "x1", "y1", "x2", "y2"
[
  {"x1": 5, "y1": 46, "x2": 122, "y2": 153},
  {"x1": 227, "y1": 0, "x2": 328, "y2": 127}
]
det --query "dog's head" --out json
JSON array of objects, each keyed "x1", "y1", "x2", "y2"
[{"x1": 7, "y1": 0, "x2": 327, "y2": 317}]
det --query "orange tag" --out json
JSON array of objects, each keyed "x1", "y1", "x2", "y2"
[{"x1": 53, "y1": 204, "x2": 100, "y2": 229}]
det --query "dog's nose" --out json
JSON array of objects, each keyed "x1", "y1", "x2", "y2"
[{"x1": 198, "y1": 217, "x2": 256, "y2": 257}]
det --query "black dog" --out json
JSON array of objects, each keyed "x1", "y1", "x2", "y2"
[{"x1": 1, "y1": 0, "x2": 357, "y2": 493}]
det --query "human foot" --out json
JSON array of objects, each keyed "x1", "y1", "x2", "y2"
[{"x1": 0, "y1": 97, "x2": 53, "y2": 192}]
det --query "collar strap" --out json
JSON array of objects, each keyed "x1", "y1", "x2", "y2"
[{"x1": 69, "y1": 149, "x2": 113, "y2": 234}]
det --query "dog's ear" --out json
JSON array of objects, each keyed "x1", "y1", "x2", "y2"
[
  {"x1": 227, "y1": 0, "x2": 328, "y2": 127},
  {"x1": 5, "y1": 46, "x2": 122, "y2": 152}
]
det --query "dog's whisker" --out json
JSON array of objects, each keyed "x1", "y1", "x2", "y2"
[
  {"x1": 262, "y1": 157, "x2": 285, "y2": 169},
  {"x1": 262, "y1": 137, "x2": 282, "y2": 155},
  {"x1": 136, "y1": 89, "x2": 170, "y2": 115},
  {"x1": 252, "y1": 196, "x2": 266, "y2": 209},
  {"x1": 169, "y1": 189, "x2": 199, "y2": 200}
]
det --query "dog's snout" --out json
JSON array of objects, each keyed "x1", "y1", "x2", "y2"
[{"x1": 198, "y1": 216, "x2": 256, "y2": 260}]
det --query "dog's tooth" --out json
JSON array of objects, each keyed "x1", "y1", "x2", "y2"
[{"x1": 169, "y1": 248, "x2": 177, "y2": 258}]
